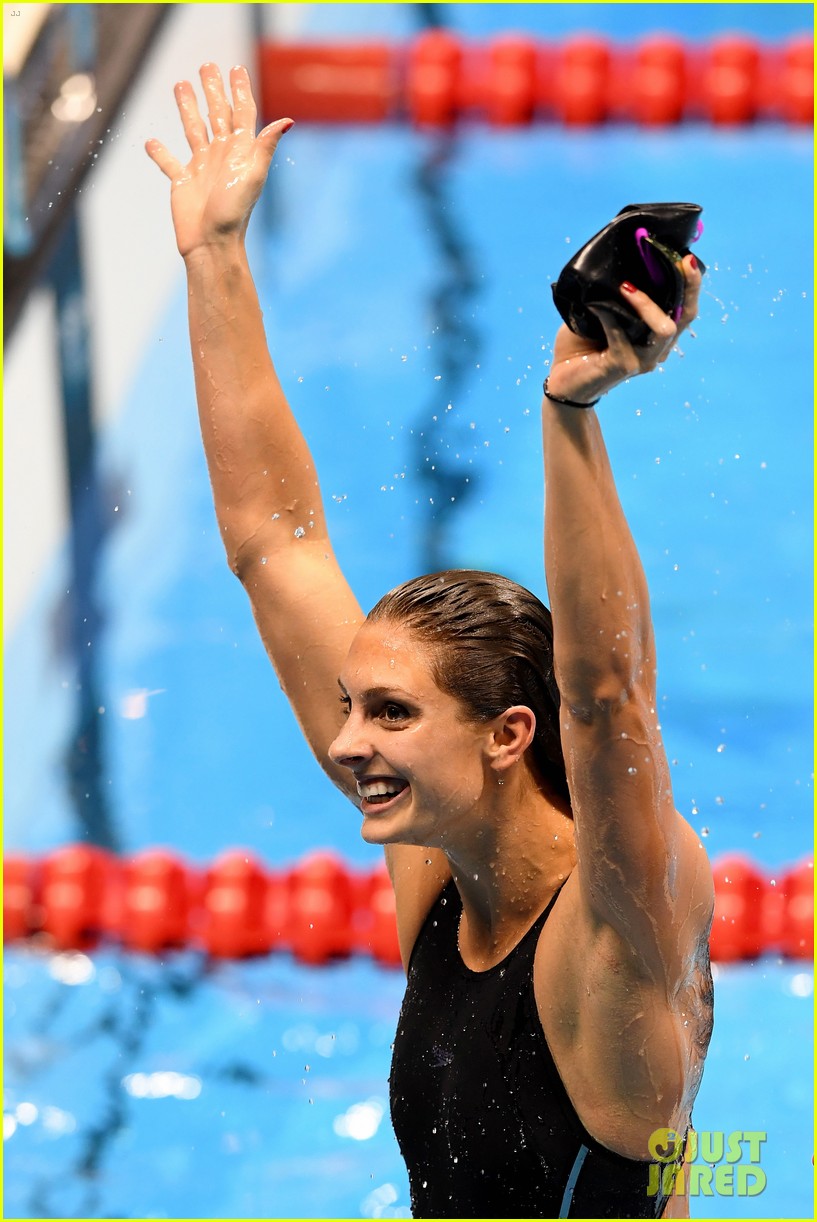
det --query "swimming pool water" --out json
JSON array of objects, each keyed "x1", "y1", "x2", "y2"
[{"x1": 3, "y1": 948, "x2": 812, "y2": 1219}]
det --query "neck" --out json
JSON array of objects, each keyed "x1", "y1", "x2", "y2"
[{"x1": 443, "y1": 769, "x2": 576, "y2": 961}]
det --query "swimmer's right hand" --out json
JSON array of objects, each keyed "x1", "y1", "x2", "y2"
[{"x1": 145, "y1": 63, "x2": 293, "y2": 259}]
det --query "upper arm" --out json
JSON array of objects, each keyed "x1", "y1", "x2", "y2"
[
  {"x1": 562, "y1": 682, "x2": 712, "y2": 977},
  {"x1": 236, "y1": 537, "x2": 364, "y2": 796},
  {"x1": 385, "y1": 845, "x2": 452, "y2": 971}
]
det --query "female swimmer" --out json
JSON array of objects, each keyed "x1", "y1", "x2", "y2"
[{"x1": 147, "y1": 64, "x2": 713, "y2": 1220}]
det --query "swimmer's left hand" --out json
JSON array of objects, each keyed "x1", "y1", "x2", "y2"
[{"x1": 546, "y1": 254, "x2": 702, "y2": 406}]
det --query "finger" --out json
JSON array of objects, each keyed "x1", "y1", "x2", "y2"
[
  {"x1": 145, "y1": 137, "x2": 183, "y2": 181},
  {"x1": 678, "y1": 253, "x2": 702, "y2": 330},
  {"x1": 257, "y1": 116, "x2": 295, "y2": 160},
  {"x1": 174, "y1": 79, "x2": 209, "y2": 154},
  {"x1": 590, "y1": 307, "x2": 641, "y2": 377},
  {"x1": 618, "y1": 282, "x2": 678, "y2": 347},
  {"x1": 229, "y1": 64, "x2": 257, "y2": 133},
  {"x1": 200, "y1": 62, "x2": 232, "y2": 137}
]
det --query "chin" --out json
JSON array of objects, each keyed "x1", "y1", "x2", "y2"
[{"x1": 359, "y1": 812, "x2": 422, "y2": 848}]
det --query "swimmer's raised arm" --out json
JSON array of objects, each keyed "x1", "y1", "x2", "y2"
[
  {"x1": 146, "y1": 64, "x2": 363, "y2": 794},
  {"x1": 541, "y1": 263, "x2": 713, "y2": 978}
]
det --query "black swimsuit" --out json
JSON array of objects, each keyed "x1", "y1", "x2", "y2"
[{"x1": 389, "y1": 879, "x2": 679, "y2": 1219}]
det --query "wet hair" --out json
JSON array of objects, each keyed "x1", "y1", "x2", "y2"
[{"x1": 367, "y1": 570, "x2": 570, "y2": 808}]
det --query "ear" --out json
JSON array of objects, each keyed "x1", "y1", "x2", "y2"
[{"x1": 487, "y1": 706, "x2": 536, "y2": 774}]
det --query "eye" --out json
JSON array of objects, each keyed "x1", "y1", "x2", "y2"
[
  {"x1": 381, "y1": 702, "x2": 408, "y2": 723},
  {"x1": 338, "y1": 694, "x2": 351, "y2": 717}
]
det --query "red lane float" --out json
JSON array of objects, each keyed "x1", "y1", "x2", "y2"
[
  {"x1": 3, "y1": 848, "x2": 812, "y2": 965},
  {"x1": 39, "y1": 844, "x2": 120, "y2": 950},
  {"x1": 200, "y1": 850, "x2": 272, "y2": 958},
  {"x1": 406, "y1": 29, "x2": 464, "y2": 127},
  {"x1": 120, "y1": 849, "x2": 194, "y2": 953},
  {"x1": 628, "y1": 36, "x2": 688, "y2": 126},
  {"x1": 256, "y1": 34, "x2": 813, "y2": 127},
  {"x1": 484, "y1": 35, "x2": 538, "y2": 126},
  {"x1": 700, "y1": 35, "x2": 762, "y2": 125},
  {"x1": 709, "y1": 854, "x2": 768, "y2": 961},
  {"x1": 552, "y1": 35, "x2": 612, "y2": 126},
  {"x1": 259, "y1": 41, "x2": 398, "y2": 123},
  {"x1": 779, "y1": 858, "x2": 814, "y2": 959}
]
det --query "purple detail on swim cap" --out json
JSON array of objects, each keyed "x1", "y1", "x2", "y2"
[
  {"x1": 635, "y1": 227, "x2": 663, "y2": 285},
  {"x1": 691, "y1": 219, "x2": 704, "y2": 243},
  {"x1": 671, "y1": 303, "x2": 683, "y2": 322}
]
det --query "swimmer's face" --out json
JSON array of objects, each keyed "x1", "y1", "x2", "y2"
[{"x1": 329, "y1": 621, "x2": 496, "y2": 847}]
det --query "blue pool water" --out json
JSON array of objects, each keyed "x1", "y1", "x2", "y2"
[{"x1": 4, "y1": 3, "x2": 813, "y2": 1218}]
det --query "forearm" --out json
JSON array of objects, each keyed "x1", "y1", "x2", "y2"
[
  {"x1": 185, "y1": 238, "x2": 326, "y2": 571},
  {"x1": 542, "y1": 399, "x2": 655, "y2": 710}
]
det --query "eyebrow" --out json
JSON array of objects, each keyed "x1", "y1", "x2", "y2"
[{"x1": 336, "y1": 679, "x2": 416, "y2": 702}]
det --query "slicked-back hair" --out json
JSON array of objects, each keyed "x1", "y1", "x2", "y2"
[{"x1": 367, "y1": 570, "x2": 570, "y2": 808}]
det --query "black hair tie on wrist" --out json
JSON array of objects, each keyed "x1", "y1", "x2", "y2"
[{"x1": 542, "y1": 376, "x2": 600, "y2": 409}]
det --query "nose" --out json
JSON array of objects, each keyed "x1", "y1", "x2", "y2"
[{"x1": 328, "y1": 714, "x2": 371, "y2": 770}]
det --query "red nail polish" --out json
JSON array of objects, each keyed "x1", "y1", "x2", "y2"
[
  {"x1": 621, "y1": 281, "x2": 637, "y2": 293},
  {"x1": 689, "y1": 254, "x2": 698, "y2": 271}
]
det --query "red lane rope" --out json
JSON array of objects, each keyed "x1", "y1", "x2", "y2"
[
  {"x1": 258, "y1": 32, "x2": 813, "y2": 128},
  {"x1": 3, "y1": 847, "x2": 813, "y2": 965}
]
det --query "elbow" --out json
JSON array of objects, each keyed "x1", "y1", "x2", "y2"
[
  {"x1": 557, "y1": 661, "x2": 654, "y2": 725},
  {"x1": 563, "y1": 683, "x2": 633, "y2": 726},
  {"x1": 231, "y1": 540, "x2": 262, "y2": 585},
  {"x1": 228, "y1": 519, "x2": 270, "y2": 583}
]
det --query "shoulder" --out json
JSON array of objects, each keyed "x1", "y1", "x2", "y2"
[{"x1": 538, "y1": 814, "x2": 713, "y2": 991}]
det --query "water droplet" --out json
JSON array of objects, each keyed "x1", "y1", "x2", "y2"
[
  {"x1": 260, "y1": 557, "x2": 268, "y2": 565},
  {"x1": 716, "y1": 743, "x2": 726, "y2": 753},
  {"x1": 627, "y1": 767, "x2": 637, "y2": 775},
  {"x1": 294, "y1": 526, "x2": 306, "y2": 538},
  {"x1": 700, "y1": 827, "x2": 710, "y2": 837},
  {"x1": 271, "y1": 513, "x2": 280, "y2": 520}
]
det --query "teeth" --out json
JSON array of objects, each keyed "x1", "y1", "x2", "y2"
[{"x1": 357, "y1": 779, "x2": 405, "y2": 801}]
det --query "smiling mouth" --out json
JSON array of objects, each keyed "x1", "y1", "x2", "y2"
[{"x1": 356, "y1": 778, "x2": 409, "y2": 810}]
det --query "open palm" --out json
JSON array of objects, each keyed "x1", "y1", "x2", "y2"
[{"x1": 146, "y1": 63, "x2": 292, "y2": 258}]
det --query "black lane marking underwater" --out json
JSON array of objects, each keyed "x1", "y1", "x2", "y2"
[
  {"x1": 48, "y1": 211, "x2": 121, "y2": 853},
  {"x1": 18, "y1": 953, "x2": 208, "y2": 1218},
  {"x1": 409, "y1": 7, "x2": 483, "y2": 574}
]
